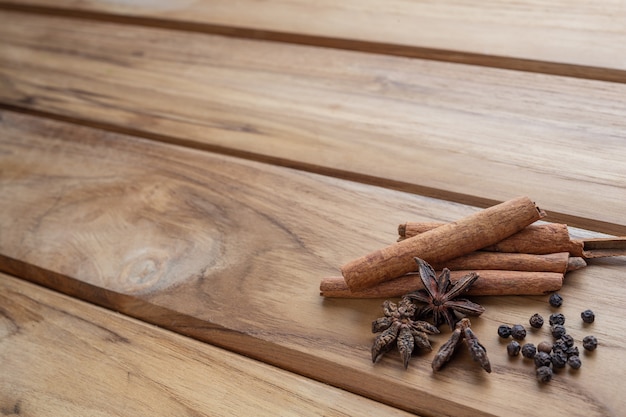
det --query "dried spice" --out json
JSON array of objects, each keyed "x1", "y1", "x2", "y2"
[
  {"x1": 534, "y1": 351, "x2": 552, "y2": 368},
  {"x1": 521, "y1": 343, "x2": 537, "y2": 359},
  {"x1": 510, "y1": 324, "x2": 527, "y2": 340},
  {"x1": 549, "y1": 313, "x2": 565, "y2": 326},
  {"x1": 582, "y1": 335, "x2": 598, "y2": 351},
  {"x1": 507, "y1": 340, "x2": 521, "y2": 357},
  {"x1": 551, "y1": 350, "x2": 567, "y2": 368},
  {"x1": 581, "y1": 309, "x2": 595, "y2": 323},
  {"x1": 549, "y1": 293, "x2": 563, "y2": 307},
  {"x1": 405, "y1": 258, "x2": 485, "y2": 329},
  {"x1": 551, "y1": 324, "x2": 567, "y2": 339},
  {"x1": 432, "y1": 318, "x2": 491, "y2": 373},
  {"x1": 536, "y1": 366, "x2": 553, "y2": 383},
  {"x1": 529, "y1": 313, "x2": 544, "y2": 329},
  {"x1": 537, "y1": 341, "x2": 553, "y2": 353},
  {"x1": 497, "y1": 324, "x2": 512, "y2": 338},
  {"x1": 342, "y1": 197, "x2": 544, "y2": 291},
  {"x1": 371, "y1": 298, "x2": 440, "y2": 368},
  {"x1": 568, "y1": 355, "x2": 582, "y2": 369}
]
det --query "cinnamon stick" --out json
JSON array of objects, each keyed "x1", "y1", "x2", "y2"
[
  {"x1": 321, "y1": 270, "x2": 564, "y2": 298},
  {"x1": 399, "y1": 222, "x2": 583, "y2": 255},
  {"x1": 573, "y1": 237, "x2": 626, "y2": 258},
  {"x1": 430, "y1": 252, "x2": 585, "y2": 273},
  {"x1": 341, "y1": 196, "x2": 545, "y2": 291}
]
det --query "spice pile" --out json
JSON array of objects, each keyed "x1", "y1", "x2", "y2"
[
  {"x1": 370, "y1": 259, "x2": 489, "y2": 372},
  {"x1": 499, "y1": 293, "x2": 598, "y2": 383},
  {"x1": 319, "y1": 197, "x2": 621, "y2": 376}
]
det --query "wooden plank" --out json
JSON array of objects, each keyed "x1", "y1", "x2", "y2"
[
  {"x1": 1, "y1": 111, "x2": 625, "y2": 416},
  {"x1": 1, "y1": 11, "x2": 625, "y2": 235},
  {"x1": 0, "y1": 0, "x2": 625, "y2": 82},
  {"x1": 0, "y1": 273, "x2": 415, "y2": 417}
]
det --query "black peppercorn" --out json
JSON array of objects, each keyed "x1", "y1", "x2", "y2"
[
  {"x1": 529, "y1": 313, "x2": 544, "y2": 329},
  {"x1": 551, "y1": 324, "x2": 567, "y2": 339},
  {"x1": 551, "y1": 350, "x2": 567, "y2": 368},
  {"x1": 568, "y1": 355, "x2": 582, "y2": 369},
  {"x1": 521, "y1": 343, "x2": 537, "y2": 359},
  {"x1": 536, "y1": 365, "x2": 553, "y2": 383},
  {"x1": 507, "y1": 340, "x2": 521, "y2": 357},
  {"x1": 549, "y1": 293, "x2": 563, "y2": 307},
  {"x1": 511, "y1": 324, "x2": 527, "y2": 340},
  {"x1": 583, "y1": 335, "x2": 598, "y2": 351},
  {"x1": 566, "y1": 346, "x2": 579, "y2": 358},
  {"x1": 549, "y1": 313, "x2": 565, "y2": 326},
  {"x1": 552, "y1": 338, "x2": 567, "y2": 352},
  {"x1": 559, "y1": 334, "x2": 574, "y2": 347},
  {"x1": 581, "y1": 309, "x2": 595, "y2": 324},
  {"x1": 534, "y1": 351, "x2": 552, "y2": 368},
  {"x1": 498, "y1": 324, "x2": 512, "y2": 338},
  {"x1": 537, "y1": 341, "x2": 553, "y2": 353}
]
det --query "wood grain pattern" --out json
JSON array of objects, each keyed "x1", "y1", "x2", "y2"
[
  {"x1": 1, "y1": 11, "x2": 626, "y2": 235},
  {"x1": 0, "y1": 0, "x2": 625, "y2": 82},
  {"x1": 1, "y1": 111, "x2": 625, "y2": 416},
  {"x1": 0, "y1": 273, "x2": 415, "y2": 417}
]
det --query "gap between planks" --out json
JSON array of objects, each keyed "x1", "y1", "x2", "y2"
[{"x1": 0, "y1": 2, "x2": 625, "y2": 84}]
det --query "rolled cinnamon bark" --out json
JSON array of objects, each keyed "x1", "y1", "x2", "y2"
[
  {"x1": 341, "y1": 196, "x2": 545, "y2": 291},
  {"x1": 399, "y1": 222, "x2": 583, "y2": 256},
  {"x1": 575, "y1": 237, "x2": 626, "y2": 258},
  {"x1": 430, "y1": 252, "x2": 585, "y2": 273},
  {"x1": 321, "y1": 270, "x2": 564, "y2": 298}
]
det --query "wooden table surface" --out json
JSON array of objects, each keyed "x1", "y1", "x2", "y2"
[{"x1": 1, "y1": 2, "x2": 625, "y2": 416}]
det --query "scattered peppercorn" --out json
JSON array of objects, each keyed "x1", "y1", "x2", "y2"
[
  {"x1": 534, "y1": 351, "x2": 552, "y2": 368},
  {"x1": 568, "y1": 355, "x2": 582, "y2": 369},
  {"x1": 552, "y1": 338, "x2": 567, "y2": 352},
  {"x1": 566, "y1": 346, "x2": 579, "y2": 358},
  {"x1": 549, "y1": 293, "x2": 563, "y2": 307},
  {"x1": 559, "y1": 334, "x2": 574, "y2": 347},
  {"x1": 581, "y1": 309, "x2": 595, "y2": 324},
  {"x1": 511, "y1": 324, "x2": 527, "y2": 340},
  {"x1": 529, "y1": 313, "x2": 544, "y2": 329},
  {"x1": 551, "y1": 350, "x2": 567, "y2": 369},
  {"x1": 537, "y1": 341, "x2": 553, "y2": 353},
  {"x1": 583, "y1": 335, "x2": 598, "y2": 351},
  {"x1": 549, "y1": 313, "x2": 565, "y2": 326},
  {"x1": 551, "y1": 324, "x2": 567, "y2": 339},
  {"x1": 498, "y1": 324, "x2": 512, "y2": 338},
  {"x1": 536, "y1": 365, "x2": 553, "y2": 383},
  {"x1": 521, "y1": 343, "x2": 537, "y2": 359},
  {"x1": 507, "y1": 340, "x2": 521, "y2": 357}
]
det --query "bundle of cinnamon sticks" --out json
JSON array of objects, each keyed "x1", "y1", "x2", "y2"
[{"x1": 320, "y1": 196, "x2": 626, "y2": 298}]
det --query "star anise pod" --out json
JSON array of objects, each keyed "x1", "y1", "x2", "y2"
[
  {"x1": 405, "y1": 257, "x2": 485, "y2": 329},
  {"x1": 371, "y1": 297, "x2": 440, "y2": 369},
  {"x1": 431, "y1": 318, "x2": 491, "y2": 373}
]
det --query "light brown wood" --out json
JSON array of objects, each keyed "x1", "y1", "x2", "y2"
[
  {"x1": 0, "y1": 273, "x2": 414, "y2": 417},
  {"x1": 1, "y1": 11, "x2": 626, "y2": 235},
  {"x1": 1, "y1": 111, "x2": 625, "y2": 416},
  {"x1": 1, "y1": 1, "x2": 625, "y2": 81}
]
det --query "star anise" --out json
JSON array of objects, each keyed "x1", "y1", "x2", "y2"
[
  {"x1": 371, "y1": 297, "x2": 440, "y2": 368},
  {"x1": 432, "y1": 318, "x2": 491, "y2": 373},
  {"x1": 405, "y1": 257, "x2": 485, "y2": 329}
]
